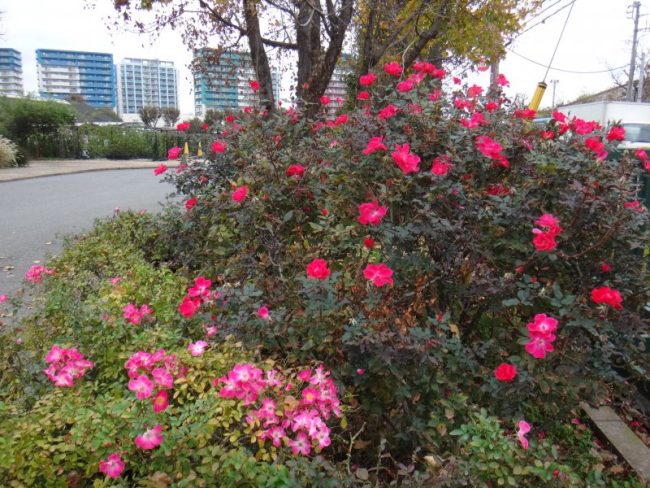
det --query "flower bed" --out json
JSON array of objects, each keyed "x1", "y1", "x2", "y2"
[{"x1": 0, "y1": 62, "x2": 648, "y2": 485}]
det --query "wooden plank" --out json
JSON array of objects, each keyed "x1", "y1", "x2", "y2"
[{"x1": 581, "y1": 402, "x2": 650, "y2": 481}]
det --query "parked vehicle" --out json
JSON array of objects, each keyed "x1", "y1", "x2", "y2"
[{"x1": 558, "y1": 101, "x2": 650, "y2": 150}]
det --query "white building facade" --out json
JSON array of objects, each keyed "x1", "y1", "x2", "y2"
[
  {"x1": 117, "y1": 58, "x2": 178, "y2": 122},
  {"x1": 0, "y1": 48, "x2": 24, "y2": 97},
  {"x1": 323, "y1": 54, "x2": 352, "y2": 111},
  {"x1": 193, "y1": 50, "x2": 281, "y2": 117}
]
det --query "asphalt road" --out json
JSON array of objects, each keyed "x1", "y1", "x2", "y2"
[{"x1": 0, "y1": 169, "x2": 173, "y2": 296}]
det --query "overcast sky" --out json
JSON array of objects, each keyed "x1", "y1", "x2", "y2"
[{"x1": 0, "y1": 0, "x2": 644, "y2": 115}]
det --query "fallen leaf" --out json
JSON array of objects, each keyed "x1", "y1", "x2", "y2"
[
  {"x1": 608, "y1": 465, "x2": 625, "y2": 475},
  {"x1": 449, "y1": 323, "x2": 460, "y2": 336},
  {"x1": 424, "y1": 455, "x2": 441, "y2": 473},
  {"x1": 355, "y1": 468, "x2": 369, "y2": 480},
  {"x1": 353, "y1": 439, "x2": 371, "y2": 450}
]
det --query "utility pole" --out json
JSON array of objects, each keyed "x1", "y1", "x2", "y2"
[
  {"x1": 627, "y1": 1, "x2": 642, "y2": 101},
  {"x1": 550, "y1": 79, "x2": 559, "y2": 108},
  {"x1": 639, "y1": 52, "x2": 645, "y2": 103}
]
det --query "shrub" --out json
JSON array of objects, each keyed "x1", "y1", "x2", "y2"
[
  {"x1": 0, "y1": 211, "x2": 356, "y2": 485},
  {"x1": 0, "y1": 134, "x2": 18, "y2": 167},
  {"x1": 159, "y1": 66, "x2": 649, "y2": 479},
  {"x1": 448, "y1": 409, "x2": 584, "y2": 486},
  {"x1": 0, "y1": 97, "x2": 75, "y2": 148},
  {"x1": 19, "y1": 124, "x2": 214, "y2": 161},
  {"x1": 2, "y1": 64, "x2": 649, "y2": 485}
]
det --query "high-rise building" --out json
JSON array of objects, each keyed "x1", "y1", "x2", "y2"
[
  {"x1": 36, "y1": 49, "x2": 116, "y2": 108},
  {"x1": 193, "y1": 50, "x2": 281, "y2": 116},
  {"x1": 323, "y1": 54, "x2": 352, "y2": 110},
  {"x1": 0, "y1": 48, "x2": 24, "y2": 97},
  {"x1": 117, "y1": 58, "x2": 178, "y2": 119}
]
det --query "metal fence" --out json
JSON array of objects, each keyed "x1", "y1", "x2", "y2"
[{"x1": 23, "y1": 125, "x2": 215, "y2": 161}]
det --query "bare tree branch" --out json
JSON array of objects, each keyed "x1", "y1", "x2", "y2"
[{"x1": 198, "y1": 0, "x2": 298, "y2": 49}]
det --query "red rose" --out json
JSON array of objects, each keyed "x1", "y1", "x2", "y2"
[
  {"x1": 286, "y1": 164, "x2": 305, "y2": 178},
  {"x1": 591, "y1": 286, "x2": 623, "y2": 310},
  {"x1": 179, "y1": 296, "x2": 200, "y2": 317},
  {"x1": 383, "y1": 62, "x2": 402, "y2": 77},
  {"x1": 211, "y1": 140, "x2": 226, "y2": 153},
  {"x1": 494, "y1": 363, "x2": 517, "y2": 382},
  {"x1": 599, "y1": 262, "x2": 612, "y2": 273},
  {"x1": 306, "y1": 258, "x2": 331, "y2": 280},
  {"x1": 359, "y1": 73, "x2": 376, "y2": 86},
  {"x1": 185, "y1": 197, "x2": 198, "y2": 211},
  {"x1": 607, "y1": 126, "x2": 625, "y2": 142}
]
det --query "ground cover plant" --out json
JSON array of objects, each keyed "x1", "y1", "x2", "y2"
[{"x1": 1, "y1": 64, "x2": 649, "y2": 486}]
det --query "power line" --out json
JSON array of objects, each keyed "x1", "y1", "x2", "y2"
[
  {"x1": 542, "y1": 0, "x2": 576, "y2": 80},
  {"x1": 524, "y1": 0, "x2": 566, "y2": 24},
  {"x1": 518, "y1": 0, "x2": 578, "y2": 37},
  {"x1": 508, "y1": 48, "x2": 627, "y2": 74}
]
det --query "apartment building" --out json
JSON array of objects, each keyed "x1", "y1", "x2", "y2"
[
  {"x1": 323, "y1": 54, "x2": 352, "y2": 110},
  {"x1": 117, "y1": 58, "x2": 178, "y2": 119},
  {"x1": 0, "y1": 48, "x2": 24, "y2": 97},
  {"x1": 193, "y1": 49, "x2": 280, "y2": 116},
  {"x1": 36, "y1": 49, "x2": 116, "y2": 108}
]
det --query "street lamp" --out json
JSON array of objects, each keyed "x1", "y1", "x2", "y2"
[{"x1": 549, "y1": 79, "x2": 559, "y2": 108}]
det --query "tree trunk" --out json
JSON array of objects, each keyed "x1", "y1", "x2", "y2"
[
  {"x1": 295, "y1": 0, "x2": 322, "y2": 107},
  {"x1": 296, "y1": 0, "x2": 354, "y2": 118},
  {"x1": 356, "y1": 0, "x2": 450, "y2": 78},
  {"x1": 242, "y1": 0, "x2": 276, "y2": 112},
  {"x1": 359, "y1": 0, "x2": 380, "y2": 76},
  {"x1": 402, "y1": 0, "x2": 451, "y2": 69}
]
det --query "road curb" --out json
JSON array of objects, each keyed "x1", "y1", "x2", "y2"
[{"x1": 0, "y1": 160, "x2": 180, "y2": 182}]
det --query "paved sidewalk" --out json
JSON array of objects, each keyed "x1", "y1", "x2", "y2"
[{"x1": 0, "y1": 159, "x2": 180, "y2": 182}]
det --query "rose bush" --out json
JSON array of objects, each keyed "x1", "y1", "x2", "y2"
[
  {"x1": 0, "y1": 212, "x2": 352, "y2": 486},
  {"x1": 156, "y1": 65, "x2": 649, "y2": 480},
  {"x1": 1, "y1": 61, "x2": 649, "y2": 485}
]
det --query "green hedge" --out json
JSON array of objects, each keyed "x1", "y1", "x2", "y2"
[{"x1": 23, "y1": 125, "x2": 214, "y2": 161}]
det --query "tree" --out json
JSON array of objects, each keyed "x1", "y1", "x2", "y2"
[
  {"x1": 355, "y1": 0, "x2": 542, "y2": 76},
  {"x1": 106, "y1": 0, "x2": 353, "y2": 115},
  {"x1": 162, "y1": 107, "x2": 180, "y2": 127},
  {"x1": 203, "y1": 109, "x2": 223, "y2": 129},
  {"x1": 139, "y1": 106, "x2": 162, "y2": 128},
  {"x1": 188, "y1": 117, "x2": 204, "y2": 133},
  {"x1": 0, "y1": 97, "x2": 76, "y2": 163},
  {"x1": 0, "y1": 97, "x2": 76, "y2": 145}
]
